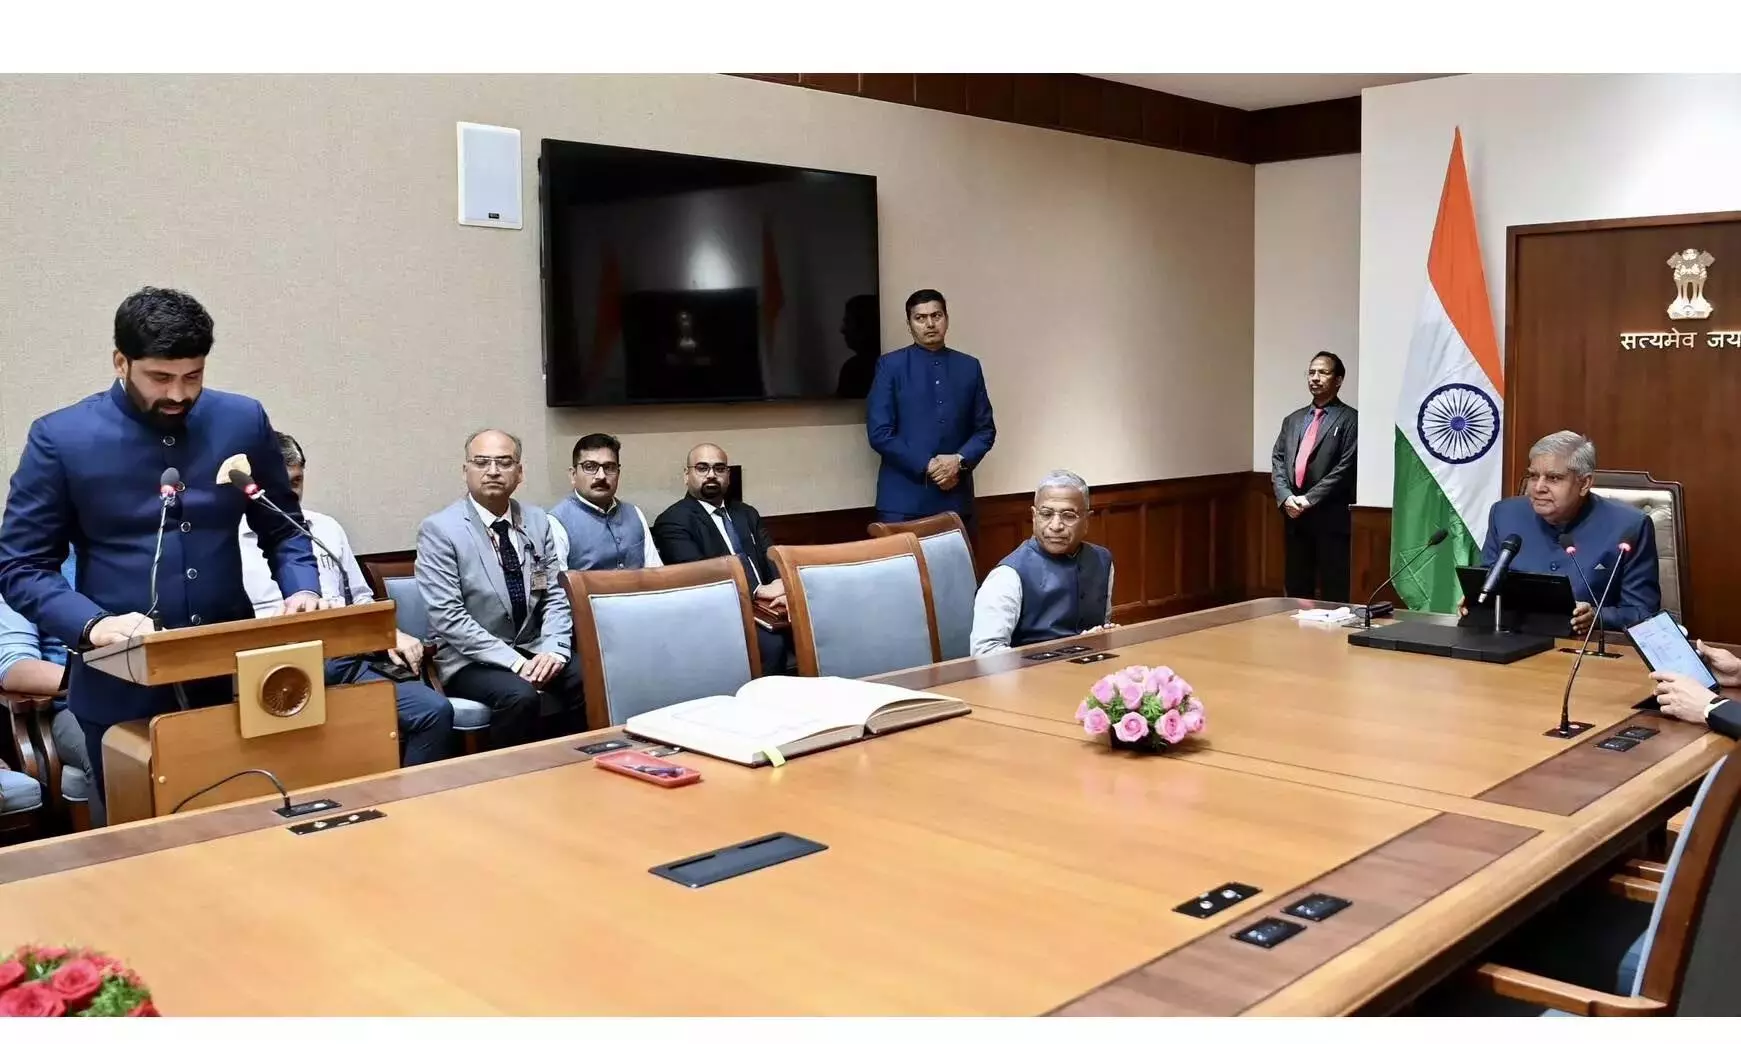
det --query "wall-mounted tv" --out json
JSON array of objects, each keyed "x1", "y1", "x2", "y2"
[{"x1": 539, "y1": 139, "x2": 880, "y2": 407}]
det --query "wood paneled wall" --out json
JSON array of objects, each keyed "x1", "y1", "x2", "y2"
[
  {"x1": 1351, "y1": 506, "x2": 1396, "y2": 610},
  {"x1": 737, "y1": 75, "x2": 1360, "y2": 165},
  {"x1": 363, "y1": 473, "x2": 1290, "y2": 624},
  {"x1": 1506, "y1": 211, "x2": 1741, "y2": 640}
]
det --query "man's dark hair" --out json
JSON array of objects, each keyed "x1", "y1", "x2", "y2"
[
  {"x1": 904, "y1": 288, "x2": 947, "y2": 318},
  {"x1": 275, "y1": 431, "x2": 306, "y2": 468},
  {"x1": 572, "y1": 432, "x2": 621, "y2": 466},
  {"x1": 114, "y1": 287, "x2": 215, "y2": 361},
  {"x1": 1312, "y1": 351, "x2": 1347, "y2": 380}
]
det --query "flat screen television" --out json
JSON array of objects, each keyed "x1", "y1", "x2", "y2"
[{"x1": 539, "y1": 139, "x2": 880, "y2": 407}]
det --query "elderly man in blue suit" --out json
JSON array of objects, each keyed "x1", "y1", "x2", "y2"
[
  {"x1": 0, "y1": 287, "x2": 319, "y2": 801},
  {"x1": 866, "y1": 289, "x2": 997, "y2": 540},
  {"x1": 1477, "y1": 430, "x2": 1660, "y2": 635}
]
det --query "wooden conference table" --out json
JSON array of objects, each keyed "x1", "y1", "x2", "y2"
[{"x1": 0, "y1": 598, "x2": 1724, "y2": 1016}]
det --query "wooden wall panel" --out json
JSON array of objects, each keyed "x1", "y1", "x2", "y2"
[
  {"x1": 735, "y1": 74, "x2": 1360, "y2": 165},
  {"x1": 1351, "y1": 506, "x2": 1396, "y2": 609},
  {"x1": 1505, "y1": 211, "x2": 1741, "y2": 640}
]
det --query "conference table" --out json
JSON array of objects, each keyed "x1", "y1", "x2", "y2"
[{"x1": 0, "y1": 598, "x2": 1724, "y2": 1016}]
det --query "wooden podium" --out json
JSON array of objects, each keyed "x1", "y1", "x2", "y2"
[{"x1": 83, "y1": 603, "x2": 402, "y2": 824}]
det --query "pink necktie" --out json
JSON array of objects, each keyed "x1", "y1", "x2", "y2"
[{"x1": 1293, "y1": 408, "x2": 1323, "y2": 489}]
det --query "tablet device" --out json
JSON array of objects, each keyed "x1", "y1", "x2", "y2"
[{"x1": 1626, "y1": 611, "x2": 1719, "y2": 693}]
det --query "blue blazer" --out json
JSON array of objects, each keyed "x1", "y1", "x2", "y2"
[
  {"x1": 0, "y1": 382, "x2": 319, "y2": 726},
  {"x1": 1480, "y1": 493, "x2": 1661, "y2": 630},
  {"x1": 866, "y1": 344, "x2": 996, "y2": 518}
]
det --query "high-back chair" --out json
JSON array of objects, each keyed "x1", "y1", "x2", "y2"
[
  {"x1": 866, "y1": 511, "x2": 977, "y2": 661},
  {"x1": 770, "y1": 534, "x2": 941, "y2": 679},
  {"x1": 1591, "y1": 470, "x2": 1688, "y2": 622},
  {"x1": 382, "y1": 574, "x2": 492, "y2": 754},
  {"x1": 565, "y1": 558, "x2": 762, "y2": 728},
  {"x1": 1472, "y1": 751, "x2": 1741, "y2": 1015}
]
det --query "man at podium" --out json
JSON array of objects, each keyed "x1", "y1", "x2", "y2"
[{"x1": 0, "y1": 287, "x2": 320, "y2": 798}]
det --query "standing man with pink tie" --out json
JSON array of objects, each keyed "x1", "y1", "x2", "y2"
[{"x1": 1271, "y1": 352, "x2": 1359, "y2": 602}]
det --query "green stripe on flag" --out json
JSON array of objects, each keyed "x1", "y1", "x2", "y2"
[{"x1": 1391, "y1": 427, "x2": 1480, "y2": 613}]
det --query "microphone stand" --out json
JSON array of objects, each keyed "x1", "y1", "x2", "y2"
[
  {"x1": 1545, "y1": 546, "x2": 1628, "y2": 739},
  {"x1": 1361, "y1": 533, "x2": 1448, "y2": 628},
  {"x1": 239, "y1": 476, "x2": 367, "y2": 684}
]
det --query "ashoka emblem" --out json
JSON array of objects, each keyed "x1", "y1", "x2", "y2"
[{"x1": 1417, "y1": 383, "x2": 1499, "y2": 464}]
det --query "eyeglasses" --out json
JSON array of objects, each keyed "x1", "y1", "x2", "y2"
[
  {"x1": 1035, "y1": 508, "x2": 1084, "y2": 525},
  {"x1": 689, "y1": 462, "x2": 730, "y2": 476},
  {"x1": 467, "y1": 456, "x2": 519, "y2": 472},
  {"x1": 575, "y1": 461, "x2": 620, "y2": 476}
]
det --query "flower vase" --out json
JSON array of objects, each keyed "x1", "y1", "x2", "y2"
[{"x1": 1110, "y1": 731, "x2": 1171, "y2": 755}]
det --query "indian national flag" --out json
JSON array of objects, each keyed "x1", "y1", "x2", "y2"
[{"x1": 1392, "y1": 128, "x2": 1504, "y2": 613}]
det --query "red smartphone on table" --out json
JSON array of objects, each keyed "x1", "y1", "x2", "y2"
[{"x1": 594, "y1": 750, "x2": 703, "y2": 788}]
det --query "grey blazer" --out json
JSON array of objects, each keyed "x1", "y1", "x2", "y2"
[{"x1": 416, "y1": 496, "x2": 573, "y2": 685}]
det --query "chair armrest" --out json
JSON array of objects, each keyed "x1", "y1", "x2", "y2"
[
  {"x1": 1606, "y1": 873, "x2": 1662, "y2": 904},
  {"x1": 1472, "y1": 963, "x2": 1667, "y2": 1016},
  {"x1": 1623, "y1": 858, "x2": 1666, "y2": 883}
]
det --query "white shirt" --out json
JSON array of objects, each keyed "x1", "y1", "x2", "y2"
[
  {"x1": 471, "y1": 497, "x2": 530, "y2": 564},
  {"x1": 703, "y1": 500, "x2": 763, "y2": 587},
  {"x1": 239, "y1": 511, "x2": 374, "y2": 616},
  {"x1": 549, "y1": 493, "x2": 662, "y2": 569},
  {"x1": 969, "y1": 562, "x2": 1117, "y2": 657}
]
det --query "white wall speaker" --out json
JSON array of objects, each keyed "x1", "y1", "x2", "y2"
[{"x1": 456, "y1": 122, "x2": 522, "y2": 230}]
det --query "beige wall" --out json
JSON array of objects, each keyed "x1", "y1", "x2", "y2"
[{"x1": 0, "y1": 74, "x2": 1255, "y2": 552}]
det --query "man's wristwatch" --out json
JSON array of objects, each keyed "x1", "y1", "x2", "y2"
[
  {"x1": 1707, "y1": 696, "x2": 1731, "y2": 722},
  {"x1": 77, "y1": 612, "x2": 111, "y2": 652}
]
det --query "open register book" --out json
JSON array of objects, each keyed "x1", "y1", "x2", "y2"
[{"x1": 622, "y1": 675, "x2": 970, "y2": 767}]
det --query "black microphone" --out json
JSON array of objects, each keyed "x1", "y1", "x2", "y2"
[
  {"x1": 230, "y1": 469, "x2": 352, "y2": 608},
  {"x1": 1360, "y1": 527, "x2": 1449, "y2": 628},
  {"x1": 1547, "y1": 540, "x2": 1632, "y2": 739},
  {"x1": 144, "y1": 467, "x2": 181, "y2": 628},
  {"x1": 1477, "y1": 533, "x2": 1523, "y2": 605},
  {"x1": 1558, "y1": 533, "x2": 1616, "y2": 658}
]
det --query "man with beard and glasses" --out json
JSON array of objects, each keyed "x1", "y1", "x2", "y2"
[
  {"x1": 548, "y1": 433, "x2": 662, "y2": 572},
  {"x1": 0, "y1": 286, "x2": 318, "y2": 802},
  {"x1": 652, "y1": 443, "x2": 794, "y2": 674}
]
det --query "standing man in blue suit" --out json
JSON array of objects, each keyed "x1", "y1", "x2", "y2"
[
  {"x1": 0, "y1": 287, "x2": 319, "y2": 801},
  {"x1": 866, "y1": 289, "x2": 997, "y2": 542}
]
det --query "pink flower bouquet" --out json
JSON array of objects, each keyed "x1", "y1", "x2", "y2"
[
  {"x1": 1075, "y1": 665, "x2": 1205, "y2": 753},
  {"x1": 0, "y1": 945, "x2": 157, "y2": 1016}
]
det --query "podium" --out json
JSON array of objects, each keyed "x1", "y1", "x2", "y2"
[{"x1": 83, "y1": 603, "x2": 402, "y2": 824}]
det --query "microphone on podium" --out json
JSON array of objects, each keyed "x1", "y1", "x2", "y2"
[
  {"x1": 228, "y1": 469, "x2": 352, "y2": 608},
  {"x1": 1359, "y1": 527, "x2": 1449, "y2": 628},
  {"x1": 145, "y1": 467, "x2": 181, "y2": 628},
  {"x1": 1547, "y1": 540, "x2": 1632, "y2": 739},
  {"x1": 1477, "y1": 534, "x2": 1523, "y2": 605}
]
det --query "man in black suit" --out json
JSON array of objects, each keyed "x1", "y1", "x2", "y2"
[
  {"x1": 652, "y1": 443, "x2": 793, "y2": 673},
  {"x1": 1270, "y1": 352, "x2": 1358, "y2": 602}
]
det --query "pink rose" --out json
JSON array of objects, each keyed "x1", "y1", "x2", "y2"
[
  {"x1": 1082, "y1": 707, "x2": 1111, "y2": 736},
  {"x1": 1116, "y1": 679, "x2": 1144, "y2": 711},
  {"x1": 49, "y1": 958, "x2": 105, "y2": 1009},
  {"x1": 1120, "y1": 665, "x2": 1147, "y2": 683},
  {"x1": 127, "y1": 1000, "x2": 159, "y2": 1016},
  {"x1": 1074, "y1": 699, "x2": 1090, "y2": 723},
  {"x1": 1144, "y1": 666, "x2": 1175, "y2": 691},
  {"x1": 0, "y1": 981, "x2": 67, "y2": 1017},
  {"x1": 1114, "y1": 712, "x2": 1150, "y2": 743},
  {"x1": 1090, "y1": 678, "x2": 1117, "y2": 706},
  {"x1": 1181, "y1": 704, "x2": 1206, "y2": 734},
  {"x1": 1159, "y1": 709, "x2": 1188, "y2": 744},
  {"x1": 1160, "y1": 677, "x2": 1189, "y2": 710},
  {"x1": 0, "y1": 959, "x2": 26, "y2": 992}
]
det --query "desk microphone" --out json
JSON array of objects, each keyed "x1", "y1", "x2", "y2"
[
  {"x1": 1547, "y1": 540, "x2": 1632, "y2": 739},
  {"x1": 1360, "y1": 527, "x2": 1449, "y2": 627},
  {"x1": 1477, "y1": 534, "x2": 1522, "y2": 605},
  {"x1": 1558, "y1": 534, "x2": 1618, "y2": 659},
  {"x1": 144, "y1": 467, "x2": 180, "y2": 628},
  {"x1": 229, "y1": 469, "x2": 352, "y2": 608}
]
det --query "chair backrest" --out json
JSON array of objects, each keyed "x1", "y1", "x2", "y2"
[
  {"x1": 771, "y1": 534, "x2": 940, "y2": 679},
  {"x1": 565, "y1": 559, "x2": 761, "y2": 728},
  {"x1": 1634, "y1": 751, "x2": 1741, "y2": 1014},
  {"x1": 867, "y1": 512, "x2": 976, "y2": 661},
  {"x1": 361, "y1": 554, "x2": 416, "y2": 604},
  {"x1": 382, "y1": 575, "x2": 430, "y2": 641},
  {"x1": 1591, "y1": 470, "x2": 1688, "y2": 621}
]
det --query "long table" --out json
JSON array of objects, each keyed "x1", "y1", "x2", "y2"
[{"x1": 0, "y1": 598, "x2": 1725, "y2": 1015}]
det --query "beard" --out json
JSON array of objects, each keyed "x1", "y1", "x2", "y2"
[{"x1": 122, "y1": 378, "x2": 196, "y2": 430}]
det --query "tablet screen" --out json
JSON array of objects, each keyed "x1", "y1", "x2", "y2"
[{"x1": 1627, "y1": 611, "x2": 1719, "y2": 692}]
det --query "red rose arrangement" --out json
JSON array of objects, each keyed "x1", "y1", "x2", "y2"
[{"x1": 0, "y1": 945, "x2": 157, "y2": 1017}]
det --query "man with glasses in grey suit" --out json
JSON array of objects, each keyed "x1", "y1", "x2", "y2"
[{"x1": 415, "y1": 429, "x2": 583, "y2": 747}]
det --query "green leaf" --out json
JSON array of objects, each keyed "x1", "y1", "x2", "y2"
[{"x1": 76, "y1": 977, "x2": 152, "y2": 1017}]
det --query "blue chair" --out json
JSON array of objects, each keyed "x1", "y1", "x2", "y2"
[
  {"x1": 771, "y1": 534, "x2": 940, "y2": 679},
  {"x1": 566, "y1": 558, "x2": 761, "y2": 727},
  {"x1": 868, "y1": 512, "x2": 977, "y2": 661},
  {"x1": 382, "y1": 574, "x2": 492, "y2": 755},
  {"x1": 1472, "y1": 752, "x2": 1740, "y2": 1015}
]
